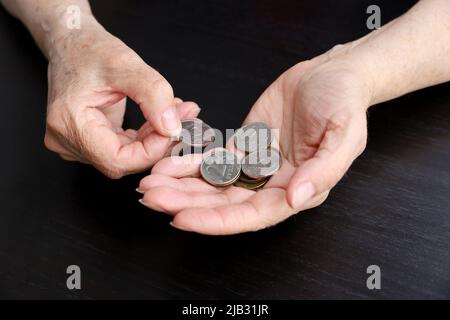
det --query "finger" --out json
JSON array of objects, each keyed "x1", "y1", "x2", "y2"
[
  {"x1": 59, "y1": 154, "x2": 78, "y2": 162},
  {"x1": 263, "y1": 159, "x2": 295, "y2": 188},
  {"x1": 59, "y1": 153, "x2": 90, "y2": 164},
  {"x1": 151, "y1": 153, "x2": 204, "y2": 178},
  {"x1": 303, "y1": 190, "x2": 330, "y2": 211},
  {"x1": 139, "y1": 174, "x2": 218, "y2": 193},
  {"x1": 171, "y1": 188, "x2": 329, "y2": 235},
  {"x1": 83, "y1": 101, "x2": 200, "y2": 177},
  {"x1": 137, "y1": 101, "x2": 200, "y2": 140},
  {"x1": 177, "y1": 101, "x2": 201, "y2": 119},
  {"x1": 79, "y1": 108, "x2": 174, "y2": 178},
  {"x1": 122, "y1": 128, "x2": 139, "y2": 138},
  {"x1": 44, "y1": 132, "x2": 88, "y2": 163},
  {"x1": 98, "y1": 97, "x2": 127, "y2": 128},
  {"x1": 141, "y1": 186, "x2": 254, "y2": 215},
  {"x1": 111, "y1": 63, "x2": 180, "y2": 137},
  {"x1": 116, "y1": 129, "x2": 139, "y2": 145},
  {"x1": 172, "y1": 188, "x2": 289, "y2": 235},
  {"x1": 287, "y1": 114, "x2": 367, "y2": 209}
]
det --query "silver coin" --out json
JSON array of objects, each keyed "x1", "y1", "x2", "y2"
[
  {"x1": 180, "y1": 119, "x2": 215, "y2": 147},
  {"x1": 234, "y1": 122, "x2": 273, "y2": 153},
  {"x1": 201, "y1": 149, "x2": 241, "y2": 186},
  {"x1": 241, "y1": 148, "x2": 281, "y2": 179}
]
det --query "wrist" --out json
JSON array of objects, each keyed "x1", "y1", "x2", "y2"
[
  {"x1": 333, "y1": 29, "x2": 397, "y2": 108},
  {"x1": 46, "y1": 15, "x2": 105, "y2": 61},
  {"x1": 9, "y1": 0, "x2": 100, "y2": 60},
  {"x1": 315, "y1": 40, "x2": 379, "y2": 111},
  {"x1": 325, "y1": 0, "x2": 450, "y2": 107}
]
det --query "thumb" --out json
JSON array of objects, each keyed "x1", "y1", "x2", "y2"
[
  {"x1": 113, "y1": 64, "x2": 181, "y2": 137},
  {"x1": 287, "y1": 114, "x2": 367, "y2": 210}
]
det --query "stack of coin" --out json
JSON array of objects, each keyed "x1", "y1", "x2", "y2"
[
  {"x1": 199, "y1": 122, "x2": 281, "y2": 190},
  {"x1": 232, "y1": 122, "x2": 280, "y2": 190}
]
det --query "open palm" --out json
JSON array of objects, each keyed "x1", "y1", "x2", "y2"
[{"x1": 139, "y1": 57, "x2": 370, "y2": 235}]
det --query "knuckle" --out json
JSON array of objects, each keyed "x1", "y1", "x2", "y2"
[
  {"x1": 43, "y1": 134, "x2": 58, "y2": 152},
  {"x1": 46, "y1": 104, "x2": 70, "y2": 134},
  {"x1": 317, "y1": 191, "x2": 330, "y2": 206},
  {"x1": 323, "y1": 162, "x2": 347, "y2": 190},
  {"x1": 357, "y1": 135, "x2": 368, "y2": 156},
  {"x1": 103, "y1": 169, "x2": 124, "y2": 179},
  {"x1": 102, "y1": 41, "x2": 142, "y2": 68},
  {"x1": 100, "y1": 165, "x2": 126, "y2": 179},
  {"x1": 113, "y1": 52, "x2": 140, "y2": 69},
  {"x1": 334, "y1": 160, "x2": 349, "y2": 179},
  {"x1": 305, "y1": 191, "x2": 330, "y2": 212},
  {"x1": 59, "y1": 154, "x2": 76, "y2": 162},
  {"x1": 330, "y1": 43, "x2": 346, "y2": 52},
  {"x1": 326, "y1": 44, "x2": 347, "y2": 59},
  {"x1": 149, "y1": 76, "x2": 173, "y2": 97},
  {"x1": 46, "y1": 110, "x2": 61, "y2": 132},
  {"x1": 354, "y1": 121, "x2": 368, "y2": 157}
]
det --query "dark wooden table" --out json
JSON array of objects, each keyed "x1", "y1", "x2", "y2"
[{"x1": 0, "y1": 0, "x2": 449, "y2": 299}]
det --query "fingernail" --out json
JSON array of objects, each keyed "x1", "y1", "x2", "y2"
[
  {"x1": 138, "y1": 199, "x2": 147, "y2": 206},
  {"x1": 162, "y1": 109, "x2": 181, "y2": 136},
  {"x1": 136, "y1": 188, "x2": 145, "y2": 194},
  {"x1": 292, "y1": 182, "x2": 315, "y2": 209},
  {"x1": 169, "y1": 221, "x2": 190, "y2": 232}
]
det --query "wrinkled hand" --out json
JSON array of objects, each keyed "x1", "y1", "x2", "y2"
[
  {"x1": 139, "y1": 48, "x2": 371, "y2": 234},
  {"x1": 44, "y1": 23, "x2": 199, "y2": 178}
]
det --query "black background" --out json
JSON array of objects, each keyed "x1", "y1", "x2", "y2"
[{"x1": 0, "y1": 0, "x2": 449, "y2": 299}]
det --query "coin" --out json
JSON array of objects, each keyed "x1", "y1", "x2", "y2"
[
  {"x1": 234, "y1": 177, "x2": 269, "y2": 190},
  {"x1": 238, "y1": 173, "x2": 263, "y2": 183},
  {"x1": 241, "y1": 148, "x2": 281, "y2": 179},
  {"x1": 234, "y1": 122, "x2": 273, "y2": 153},
  {"x1": 201, "y1": 149, "x2": 241, "y2": 186},
  {"x1": 180, "y1": 119, "x2": 215, "y2": 147}
]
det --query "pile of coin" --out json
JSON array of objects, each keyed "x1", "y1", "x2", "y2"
[
  {"x1": 177, "y1": 119, "x2": 281, "y2": 190},
  {"x1": 202, "y1": 122, "x2": 280, "y2": 190},
  {"x1": 232, "y1": 122, "x2": 280, "y2": 190}
]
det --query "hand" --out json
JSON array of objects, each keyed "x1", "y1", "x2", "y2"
[
  {"x1": 44, "y1": 21, "x2": 199, "y2": 178},
  {"x1": 138, "y1": 47, "x2": 372, "y2": 235}
]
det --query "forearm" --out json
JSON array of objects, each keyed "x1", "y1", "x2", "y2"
[
  {"x1": 1, "y1": 0, "x2": 100, "y2": 59},
  {"x1": 335, "y1": 0, "x2": 450, "y2": 105}
]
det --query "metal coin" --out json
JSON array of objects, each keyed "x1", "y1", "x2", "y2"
[
  {"x1": 234, "y1": 177, "x2": 269, "y2": 190},
  {"x1": 238, "y1": 173, "x2": 265, "y2": 184},
  {"x1": 201, "y1": 149, "x2": 241, "y2": 186},
  {"x1": 180, "y1": 119, "x2": 215, "y2": 147},
  {"x1": 234, "y1": 122, "x2": 273, "y2": 153},
  {"x1": 241, "y1": 148, "x2": 281, "y2": 179}
]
